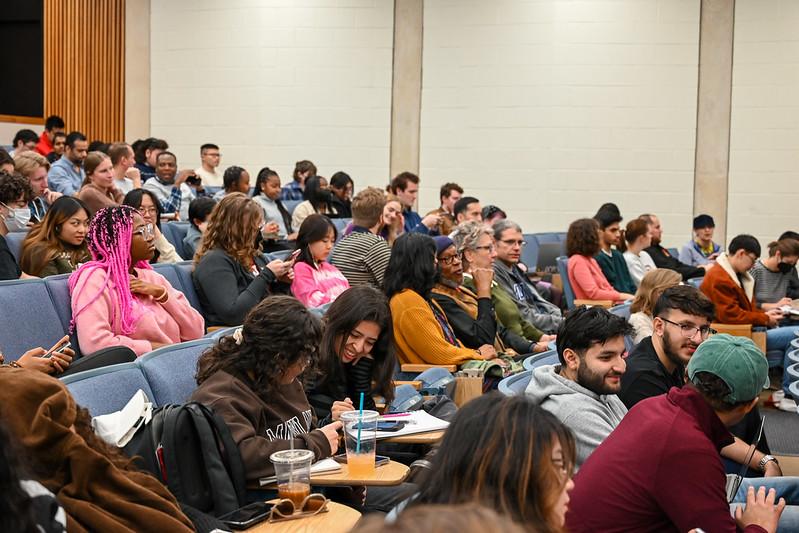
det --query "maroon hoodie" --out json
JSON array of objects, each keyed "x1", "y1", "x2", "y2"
[{"x1": 566, "y1": 386, "x2": 766, "y2": 533}]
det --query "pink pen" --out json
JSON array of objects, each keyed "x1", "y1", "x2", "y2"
[{"x1": 381, "y1": 412, "x2": 412, "y2": 418}]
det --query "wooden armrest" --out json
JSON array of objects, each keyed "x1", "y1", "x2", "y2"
[
  {"x1": 400, "y1": 363, "x2": 458, "y2": 373},
  {"x1": 205, "y1": 326, "x2": 225, "y2": 333},
  {"x1": 573, "y1": 299, "x2": 613, "y2": 309},
  {"x1": 711, "y1": 323, "x2": 753, "y2": 337},
  {"x1": 393, "y1": 380, "x2": 423, "y2": 390}
]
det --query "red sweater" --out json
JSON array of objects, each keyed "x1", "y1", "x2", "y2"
[
  {"x1": 565, "y1": 387, "x2": 766, "y2": 533},
  {"x1": 700, "y1": 255, "x2": 769, "y2": 326},
  {"x1": 567, "y1": 254, "x2": 622, "y2": 302},
  {"x1": 35, "y1": 131, "x2": 53, "y2": 156}
]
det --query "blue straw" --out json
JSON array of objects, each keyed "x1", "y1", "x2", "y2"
[{"x1": 356, "y1": 392, "x2": 364, "y2": 453}]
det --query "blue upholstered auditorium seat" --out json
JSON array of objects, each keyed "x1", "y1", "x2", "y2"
[
  {"x1": 556, "y1": 256, "x2": 576, "y2": 309},
  {"x1": 498, "y1": 370, "x2": 533, "y2": 396},
  {"x1": 171, "y1": 261, "x2": 203, "y2": 316},
  {"x1": 61, "y1": 362, "x2": 156, "y2": 417},
  {"x1": 0, "y1": 278, "x2": 69, "y2": 362},
  {"x1": 283, "y1": 200, "x2": 301, "y2": 215},
  {"x1": 44, "y1": 273, "x2": 82, "y2": 357},
  {"x1": 138, "y1": 338, "x2": 214, "y2": 405},
  {"x1": 4, "y1": 230, "x2": 27, "y2": 261},
  {"x1": 522, "y1": 349, "x2": 559, "y2": 371}
]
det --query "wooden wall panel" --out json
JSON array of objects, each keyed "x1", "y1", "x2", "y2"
[{"x1": 44, "y1": 0, "x2": 125, "y2": 142}]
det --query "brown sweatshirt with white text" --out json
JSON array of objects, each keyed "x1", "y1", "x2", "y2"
[{"x1": 190, "y1": 370, "x2": 331, "y2": 483}]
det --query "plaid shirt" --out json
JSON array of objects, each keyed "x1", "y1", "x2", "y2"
[{"x1": 280, "y1": 180, "x2": 304, "y2": 201}]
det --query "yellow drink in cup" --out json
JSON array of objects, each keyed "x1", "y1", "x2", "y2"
[{"x1": 341, "y1": 410, "x2": 379, "y2": 477}]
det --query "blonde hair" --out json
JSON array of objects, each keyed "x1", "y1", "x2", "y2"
[
  {"x1": 83, "y1": 151, "x2": 111, "y2": 186},
  {"x1": 630, "y1": 268, "x2": 682, "y2": 315},
  {"x1": 194, "y1": 193, "x2": 262, "y2": 267},
  {"x1": 12, "y1": 151, "x2": 49, "y2": 178},
  {"x1": 352, "y1": 187, "x2": 387, "y2": 228}
]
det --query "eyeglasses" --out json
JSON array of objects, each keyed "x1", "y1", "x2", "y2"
[
  {"x1": 132, "y1": 223, "x2": 155, "y2": 239},
  {"x1": 474, "y1": 244, "x2": 496, "y2": 253},
  {"x1": 139, "y1": 206, "x2": 158, "y2": 216},
  {"x1": 269, "y1": 493, "x2": 329, "y2": 523},
  {"x1": 499, "y1": 239, "x2": 526, "y2": 247},
  {"x1": 659, "y1": 317, "x2": 716, "y2": 339},
  {"x1": 438, "y1": 254, "x2": 461, "y2": 266}
]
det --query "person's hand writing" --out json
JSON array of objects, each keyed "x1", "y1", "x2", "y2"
[
  {"x1": 319, "y1": 421, "x2": 343, "y2": 454},
  {"x1": 331, "y1": 398, "x2": 355, "y2": 422},
  {"x1": 735, "y1": 486, "x2": 785, "y2": 533}
]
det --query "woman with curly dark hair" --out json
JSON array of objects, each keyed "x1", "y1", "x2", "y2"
[
  {"x1": 191, "y1": 296, "x2": 342, "y2": 483},
  {"x1": 0, "y1": 170, "x2": 33, "y2": 279},
  {"x1": 566, "y1": 217, "x2": 634, "y2": 304}
]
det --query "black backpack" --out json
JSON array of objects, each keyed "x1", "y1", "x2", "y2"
[{"x1": 122, "y1": 402, "x2": 247, "y2": 517}]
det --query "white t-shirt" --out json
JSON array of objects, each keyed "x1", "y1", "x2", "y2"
[{"x1": 194, "y1": 166, "x2": 223, "y2": 187}]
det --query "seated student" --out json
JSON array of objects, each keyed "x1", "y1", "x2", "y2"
[
  {"x1": 0, "y1": 367, "x2": 194, "y2": 532},
  {"x1": 251, "y1": 167, "x2": 296, "y2": 251},
  {"x1": 389, "y1": 172, "x2": 440, "y2": 235},
  {"x1": 19, "y1": 196, "x2": 90, "y2": 277},
  {"x1": 453, "y1": 221, "x2": 555, "y2": 349},
  {"x1": 400, "y1": 393, "x2": 575, "y2": 531},
  {"x1": 378, "y1": 193, "x2": 404, "y2": 246},
  {"x1": 566, "y1": 218, "x2": 634, "y2": 304},
  {"x1": 680, "y1": 214, "x2": 722, "y2": 266},
  {"x1": 307, "y1": 285, "x2": 395, "y2": 423},
  {"x1": 47, "y1": 131, "x2": 88, "y2": 196},
  {"x1": 425, "y1": 182, "x2": 462, "y2": 236},
  {"x1": 291, "y1": 175, "x2": 341, "y2": 231},
  {"x1": 193, "y1": 193, "x2": 293, "y2": 326},
  {"x1": 0, "y1": 148, "x2": 15, "y2": 173},
  {"x1": 190, "y1": 296, "x2": 342, "y2": 483},
  {"x1": 122, "y1": 189, "x2": 182, "y2": 263},
  {"x1": 212, "y1": 165, "x2": 250, "y2": 201},
  {"x1": 46, "y1": 131, "x2": 67, "y2": 164},
  {"x1": 9, "y1": 128, "x2": 38, "y2": 157},
  {"x1": 386, "y1": 232, "x2": 497, "y2": 366},
  {"x1": 751, "y1": 238, "x2": 799, "y2": 307},
  {"x1": 77, "y1": 151, "x2": 123, "y2": 216},
  {"x1": 183, "y1": 196, "x2": 216, "y2": 258},
  {"x1": 594, "y1": 209, "x2": 637, "y2": 294},
  {"x1": 452, "y1": 196, "x2": 483, "y2": 226},
  {"x1": 354, "y1": 504, "x2": 528, "y2": 533},
  {"x1": 69, "y1": 206, "x2": 205, "y2": 356},
  {"x1": 328, "y1": 171, "x2": 353, "y2": 218},
  {"x1": 431, "y1": 235, "x2": 543, "y2": 355},
  {"x1": 0, "y1": 171, "x2": 33, "y2": 279},
  {"x1": 628, "y1": 268, "x2": 682, "y2": 343},
  {"x1": 290, "y1": 214, "x2": 349, "y2": 308},
  {"x1": 641, "y1": 213, "x2": 708, "y2": 280},
  {"x1": 281, "y1": 159, "x2": 316, "y2": 201},
  {"x1": 142, "y1": 151, "x2": 208, "y2": 220},
  {"x1": 566, "y1": 335, "x2": 788, "y2": 533},
  {"x1": 622, "y1": 217, "x2": 656, "y2": 287},
  {"x1": 492, "y1": 219, "x2": 563, "y2": 333},
  {"x1": 329, "y1": 187, "x2": 392, "y2": 288},
  {"x1": 482, "y1": 204, "x2": 506, "y2": 224},
  {"x1": 133, "y1": 137, "x2": 167, "y2": 183},
  {"x1": 701, "y1": 234, "x2": 799, "y2": 399},
  {"x1": 14, "y1": 150, "x2": 61, "y2": 222},
  {"x1": 526, "y1": 306, "x2": 631, "y2": 467}
]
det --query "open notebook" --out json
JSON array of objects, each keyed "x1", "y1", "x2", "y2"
[
  {"x1": 374, "y1": 410, "x2": 449, "y2": 440},
  {"x1": 259, "y1": 458, "x2": 341, "y2": 486}
]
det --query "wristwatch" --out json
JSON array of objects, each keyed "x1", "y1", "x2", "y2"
[{"x1": 758, "y1": 454, "x2": 779, "y2": 472}]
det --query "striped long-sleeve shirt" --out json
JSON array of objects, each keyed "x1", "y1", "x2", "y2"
[{"x1": 328, "y1": 227, "x2": 391, "y2": 289}]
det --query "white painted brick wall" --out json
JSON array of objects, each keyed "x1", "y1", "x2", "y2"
[
  {"x1": 420, "y1": 0, "x2": 700, "y2": 248},
  {"x1": 729, "y1": 0, "x2": 799, "y2": 251},
  {"x1": 150, "y1": 0, "x2": 393, "y2": 189}
]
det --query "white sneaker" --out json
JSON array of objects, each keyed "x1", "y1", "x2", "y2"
[{"x1": 777, "y1": 398, "x2": 798, "y2": 412}]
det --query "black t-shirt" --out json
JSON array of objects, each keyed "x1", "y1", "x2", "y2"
[
  {"x1": 619, "y1": 336, "x2": 684, "y2": 409},
  {"x1": 0, "y1": 235, "x2": 21, "y2": 280}
]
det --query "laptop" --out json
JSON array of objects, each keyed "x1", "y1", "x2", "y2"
[{"x1": 536, "y1": 242, "x2": 563, "y2": 273}]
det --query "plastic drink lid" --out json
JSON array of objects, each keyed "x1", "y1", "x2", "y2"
[{"x1": 270, "y1": 449, "x2": 314, "y2": 464}]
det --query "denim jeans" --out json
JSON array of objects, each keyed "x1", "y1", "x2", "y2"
[
  {"x1": 731, "y1": 476, "x2": 799, "y2": 532},
  {"x1": 765, "y1": 326, "x2": 799, "y2": 394}
]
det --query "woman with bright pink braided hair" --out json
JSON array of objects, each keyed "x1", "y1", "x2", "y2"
[{"x1": 69, "y1": 206, "x2": 204, "y2": 356}]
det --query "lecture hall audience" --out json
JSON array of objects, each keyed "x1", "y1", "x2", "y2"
[
  {"x1": 281, "y1": 159, "x2": 317, "y2": 201},
  {"x1": 77, "y1": 151, "x2": 124, "y2": 216},
  {"x1": 47, "y1": 131, "x2": 88, "y2": 196},
  {"x1": 680, "y1": 214, "x2": 722, "y2": 267},
  {"x1": 194, "y1": 143, "x2": 223, "y2": 187},
  {"x1": 622, "y1": 217, "x2": 656, "y2": 287},
  {"x1": 628, "y1": 268, "x2": 682, "y2": 343},
  {"x1": 291, "y1": 175, "x2": 341, "y2": 230},
  {"x1": 426, "y1": 182, "x2": 462, "y2": 236},
  {"x1": 13, "y1": 150, "x2": 60, "y2": 223},
  {"x1": 34, "y1": 115, "x2": 65, "y2": 157},
  {"x1": 641, "y1": 213, "x2": 709, "y2": 280},
  {"x1": 122, "y1": 189, "x2": 182, "y2": 263},
  {"x1": 329, "y1": 171, "x2": 354, "y2": 218}
]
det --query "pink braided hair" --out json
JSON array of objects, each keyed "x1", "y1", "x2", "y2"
[{"x1": 68, "y1": 206, "x2": 152, "y2": 335}]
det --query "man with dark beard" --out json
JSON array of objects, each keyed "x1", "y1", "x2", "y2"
[
  {"x1": 619, "y1": 284, "x2": 716, "y2": 408},
  {"x1": 526, "y1": 305, "x2": 632, "y2": 467}
]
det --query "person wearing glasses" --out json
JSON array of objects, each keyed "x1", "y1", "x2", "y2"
[
  {"x1": 123, "y1": 189, "x2": 182, "y2": 263},
  {"x1": 700, "y1": 234, "x2": 799, "y2": 408},
  {"x1": 69, "y1": 206, "x2": 204, "y2": 356},
  {"x1": 567, "y1": 333, "x2": 799, "y2": 533},
  {"x1": 491, "y1": 219, "x2": 563, "y2": 334}
]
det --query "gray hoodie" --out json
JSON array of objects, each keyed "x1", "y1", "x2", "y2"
[{"x1": 525, "y1": 364, "x2": 628, "y2": 468}]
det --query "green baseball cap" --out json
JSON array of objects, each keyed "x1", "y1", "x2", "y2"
[{"x1": 687, "y1": 334, "x2": 769, "y2": 403}]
